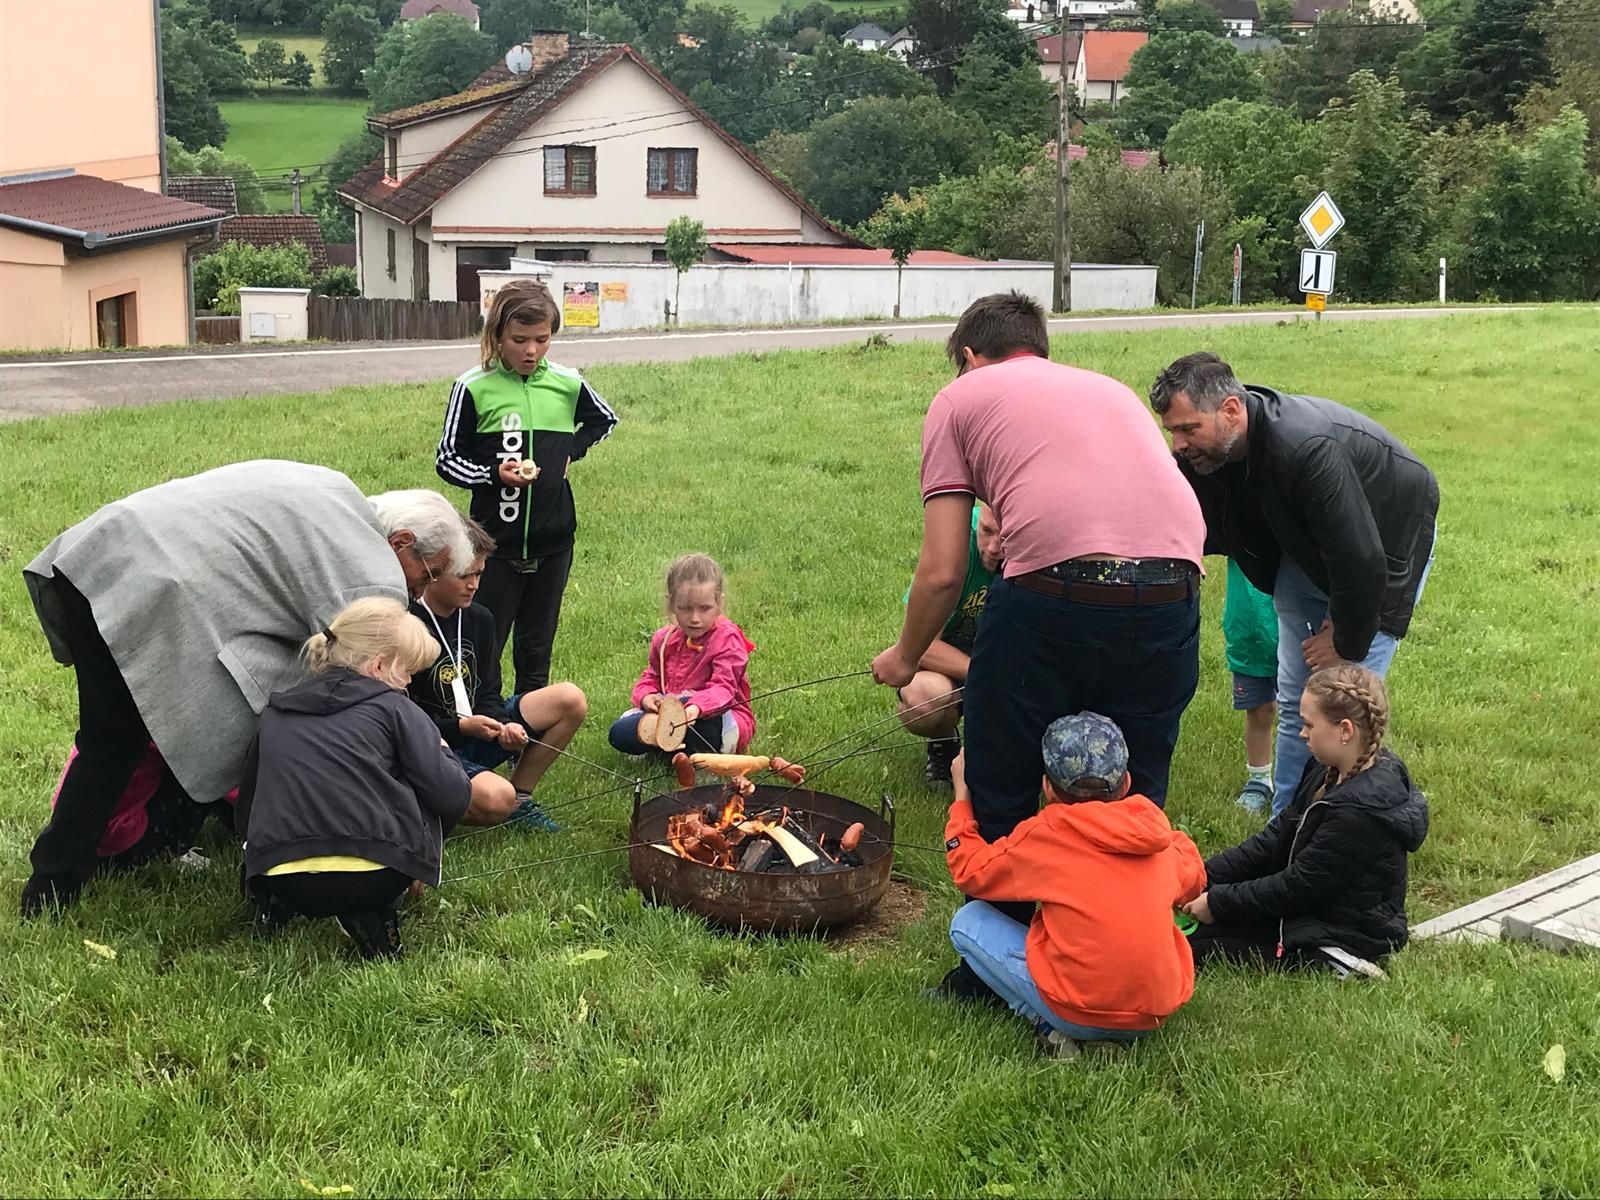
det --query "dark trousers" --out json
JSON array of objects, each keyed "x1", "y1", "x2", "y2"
[
  {"x1": 249, "y1": 868, "x2": 410, "y2": 919},
  {"x1": 1188, "y1": 919, "x2": 1337, "y2": 972},
  {"x1": 961, "y1": 575, "x2": 1200, "y2": 921},
  {"x1": 29, "y1": 575, "x2": 196, "y2": 890},
  {"x1": 608, "y1": 710, "x2": 731, "y2": 757},
  {"x1": 476, "y1": 547, "x2": 574, "y2": 693}
]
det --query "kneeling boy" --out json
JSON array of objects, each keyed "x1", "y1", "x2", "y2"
[
  {"x1": 409, "y1": 521, "x2": 587, "y2": 832},
  {"x1": 943, "y1": 712, "x2": 1206, "y2": 1055}
]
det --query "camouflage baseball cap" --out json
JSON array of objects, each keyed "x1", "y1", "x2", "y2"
[{"x1": 1041, "y1": 711, "x2": 1129, "y2": 796}]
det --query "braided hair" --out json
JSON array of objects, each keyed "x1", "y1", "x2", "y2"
[{"x1": 1305, "y1": 664, "x2": 1390, "y2": 800}]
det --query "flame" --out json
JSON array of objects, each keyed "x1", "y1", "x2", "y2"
[{"x1": 720, "y1": 792, "x2": 746, "y2": 828}]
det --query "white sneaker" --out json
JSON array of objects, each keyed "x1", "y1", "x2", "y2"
[
  {"x1": 1318, "y1": 945, "x2": 1387, "y2": 980},
  {"x1": 174, "y1": 849, "x2": 212, "y2": 872},
  {"x1": 1036, "y1": 1027, "x2": 1082, "y2": 1060}
]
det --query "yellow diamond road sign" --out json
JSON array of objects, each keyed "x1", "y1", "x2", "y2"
[{"x1": 1300, "y1": 191, "x2": 1345, "y2": 250}]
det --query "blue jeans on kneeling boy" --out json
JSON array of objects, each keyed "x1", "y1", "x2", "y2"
[{"x1": 949, "y1": 900, "x2": 1143, "y2": 1043}]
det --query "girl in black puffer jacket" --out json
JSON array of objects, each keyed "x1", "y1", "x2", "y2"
[{"x1": 1182, "y1": 665, "x2": 1428, "y2": 976}]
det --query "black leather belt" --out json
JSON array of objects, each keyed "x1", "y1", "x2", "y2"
[{"x1": 1013, "y1": 565, "x2": 1199, "y2": 605}]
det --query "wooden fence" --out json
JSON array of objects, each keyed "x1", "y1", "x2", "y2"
[
  {"x1": 308, "y1": 296, "x2": 482, "y2": 342},
  {"x1": 194, "y1": 315, "x2": 240, "y2": 344}
]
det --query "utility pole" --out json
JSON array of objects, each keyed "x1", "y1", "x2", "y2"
[
  {"x1": 283, "y1": 167, "x2": 304, "y2": 215},
  {"x1": 1052, "y1": 23, "x2": 1072, "y2": 313}
]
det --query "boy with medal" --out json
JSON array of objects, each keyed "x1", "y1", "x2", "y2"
[{"x1": 408, "y1": 522, "x2": 588, "y2": 831}]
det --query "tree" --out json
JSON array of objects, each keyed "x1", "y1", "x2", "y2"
[
  {"x1": 1517, "y1": 0, "x2": 1600, "y2": 168},
  {"x1": 321, "y1": 2, "x2": 382, "y2": 95},
  {"x1": 908, "y1": 0, "x2": 1032, "y2": 94},
  {"x1": 949, "y1": 52, "x2": 1055, "y2": 141},
  {"x1": 250, "y1": 37, "x2": 288, "y2": 86},
  {"x1": 165, "y1": 137, "x2": 270, "y2": 213},
  {"x1": 857, "y1": 193, "x2": 927, "y2": 315},
  {"x1": 1115, "y1": 31, "x2": 1261, "y2": 146},
  {"x1": 159, "y1": 2, "x2": 251, "y2": 147},
  {"x1": 1153, "y1": 0, "x2": 1225, "y2": 35},
  {"x1": 756, "y1": 129, "x2": 815, "y2": 195},
  {"x1": 314, "y1": 129, "x2": 382, "y2": 241},
  {"x1": 1447, "y1": 108, "x2": 1600, "y2": 298},
  {"x1": 802, "y1": 95, "x2": 979, "y2": 225},
  {"x1": 1260, "y1": 11, "x2": 1425, "y2": 120},
  {"x1": 1164, "y1": 99, "x2": 1323, "y2": 296},
  {"x1": 1315, "y1": 71, "x2": 1436, "y2": 300},
  {"x1": 1449, "y1": 0, "x2": 1552, "y2": 126},
  {"x1": 313, "y1": 265, "x2": 362, "y2": 296},
  {"x1": 284, "y1": 49, "x2": 316, "y2": 88},
  {"x1": 1256, "y1": 0, "x2": 1293, "y2": 36},
  {"x1": 193, "y1": 240, "x2": 315, "y2": 313},
  {"x1": 663, "y1": 215, "x2": 707, "y2": 325},
  {"x1": 367, "y1": 13, "x2": 497, "y2": 113}
]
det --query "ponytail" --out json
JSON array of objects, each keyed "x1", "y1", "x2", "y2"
[{"x1": 305, "y1": 597, "x2": 438, "y2": 677}]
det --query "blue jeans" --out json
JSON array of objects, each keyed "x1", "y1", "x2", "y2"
[
  {"x1": 1271, "y1": 545, "x2": 1435, "y2": 814},
  {"x1": 949, "y1": 901, "x2": 1144, "y2": 1042}
]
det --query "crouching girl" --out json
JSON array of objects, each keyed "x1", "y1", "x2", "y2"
[{"x1": 237, "y1": 597, "x2": 470, "y2": 961}]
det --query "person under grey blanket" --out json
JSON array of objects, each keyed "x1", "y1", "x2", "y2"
[{"x1": 19, "y1": 460, "x2": 473, "y2": 917}]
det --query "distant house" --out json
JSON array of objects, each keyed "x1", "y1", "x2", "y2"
[
  {"x1": 1205, "y1": 0, "x2": 1259, "y2": 35},
  {"x1": 1289, "y1": 0, "x2": 1347, "y2": 26},
  {"x1": 1050, "y1": 142, "x2": 1158, "y2": 170},
  {"x1": 1062, "y1": 0, "x2": 1138, "y2": 25},
  {"x1": 398, "y1": 0, "x2": 479, "y2": 28},
  {"x1": 1290, "y1": 0, "x2": 1418, "y2": 26},
  {"x1": 218, "y1": 214, "x2": 330, "y2": 275},
  {"x1": 842, "y1": 22, "x2": 893, "y2": 51},
  {"x1": 337, "y1": 34, "x2": 852, "y2": 301},
  {"x1": 1075, "y1": 30, "x2": 1147, "y2": 106},
  {"x1": 167, "y1": 175, "x2": 239, "y2": 216},
  {"x1": 1035, "y1": 30, "x2": 1083, "y2": 86},
  {"x1": 0, "y1": 0, "x2": 224, "y2": 350},
  {"x1": 1004, "y1": 0, "x2": 1061, "y2": 22},
  {"x1": 884, "y1": 27, "x2": 916, "y2": 60}
]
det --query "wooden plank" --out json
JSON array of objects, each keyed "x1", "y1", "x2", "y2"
[
  {"x1": 1503, "y1": 914, "x2": 1600, "y2": 953},
  {"x1": 1411, "y1": 852, "x2": 1600, "y2": 938}
]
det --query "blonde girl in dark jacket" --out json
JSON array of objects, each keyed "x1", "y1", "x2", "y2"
[
  {"x1": 237, "y1": 597, "x2": 471, "y2": 961},
  {"x1": 1182, "y1": 666, "x2": 1428, "y2": 977}
]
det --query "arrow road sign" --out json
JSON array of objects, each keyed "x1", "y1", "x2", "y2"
[
  {"x1": 1300, "y1": 248, "x2": 1337, "y2": 295},
  {"x1": 1299, "y1": 191, "x2": 1345, "y2": 249}
]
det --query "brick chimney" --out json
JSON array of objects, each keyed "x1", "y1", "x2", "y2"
[{"x1": 527, "y1": 30, "x2": 569, "y2": 70}]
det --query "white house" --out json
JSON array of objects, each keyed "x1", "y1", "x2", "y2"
[
  {"x1": 1061, "y1": 0, "x2": 1138, "y2": 25},
  {"x1": 884, "y1": 27, "x2": 916, "y2": 60},
  {"x1": 1034, "y1": 30, "x2": 1082, "y2": 86},
  {"x1": 841, "y1": 22, "x2": 892, "y2": 51},
  {"x1": 397, "y1": 0, "x2": 480, "y2": 29},
  {"x1": 338, "y1": 34, "x2": 852, "y2": 301},
  {"x1": 1207, "y1": 0, "x2": 1258, "y2": 35},
  {"x1": 1075, "y1": 29, "x2": 1147, "y2": 107}
]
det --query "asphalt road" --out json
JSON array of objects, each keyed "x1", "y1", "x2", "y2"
[{"x1": 0, "y1": 306, "x2": 1519, "y2": 422}]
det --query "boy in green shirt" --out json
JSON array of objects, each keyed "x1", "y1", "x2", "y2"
[
  {"x1": 898, "y1": 505, "x2": 1002, "y2": 785},
  {"x1": 1223, "y1": 559, "x2": 1278, "y2": 813}
]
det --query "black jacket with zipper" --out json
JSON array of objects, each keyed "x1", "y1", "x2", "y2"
[
  {"x1": 1178, "y1": 385, "x2": 1439, "y2": 662},
  {"x1": 236, "y1": 667, "x2": 471, "y2": 885},
  {"x1": 1204, "y1": 749, "x2": 1428, "y2": 959}
]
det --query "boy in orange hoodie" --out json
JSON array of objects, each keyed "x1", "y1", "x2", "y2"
[{"x1": 944, "y1": 711, "x2": 1207, "y2": 1055}]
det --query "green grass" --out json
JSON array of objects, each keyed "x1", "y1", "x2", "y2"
[
  {"x1": 729, "y1": 0, "x2": 901, "y2": 23},
  {"x1": 3, "y1": 310, "x2": 1599, "y2": 1196},
  {"x1": 220, "y1": 96, "x2": 368, "y2": 211}
]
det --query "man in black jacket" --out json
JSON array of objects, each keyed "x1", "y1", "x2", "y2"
[{"x1": 1150, "y1": 352, "x2": 1438, "y2": 814}]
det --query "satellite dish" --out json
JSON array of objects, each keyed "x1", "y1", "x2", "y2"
[{"x1": 505, "y1": 44, "x2": 534, "y2": 74}]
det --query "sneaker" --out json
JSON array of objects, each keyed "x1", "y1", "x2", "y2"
[
  {"x1": 1035, "y1": 1025, "x2": 1082, "y2": 1061},
  {"x1": 925, "y1": 737, "x2": 961, "y2": 787},
  {"x1": 506, "y1": 792, "x2": 562, "y2": 833},
  {"x1": 1317, "y1": 945, "x2": 1388, "y2": 980},
  {"x1": 1235, "y1": 778, "x2": 1273, "y2": 813},
  {"x1": 335, "y1": 910, "x2": 404, "y2": 961},
  {"x1": 174, "y1": 848, "x2": 212, "y2": 872},
  {"x1": 923, "y1": 962, "x2": 1007, "y2": 1008}
]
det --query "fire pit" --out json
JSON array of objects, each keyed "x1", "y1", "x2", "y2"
[{"x1": 627, "y1": 783, "x2": 896, "y2": 933}]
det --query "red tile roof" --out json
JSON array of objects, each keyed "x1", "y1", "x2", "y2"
[
  {"x1": 341, "y1": 44, "x2": 856, "y2": 244},
  {"x1": 0, "y1": 173, "x2": 223, "y2": 244},
  {"x1": 167, "y1": 175, "x2": 239, "y2": 216},
  {"x1": 399, "y1": 0, "x2": 479, "y2": 20},
  {"x1": 1048, "y1": 142, "x2": 1156, "y2": 169},
  {"x1": 712, "y1": 244, "x2": 986, "y2": 265},
  {"x1": 1082, "y1": 31, "x2": 1148, "y2": 82},
  {"x1": 219, "y1": 214, "x2": 330, "y2": 274}
]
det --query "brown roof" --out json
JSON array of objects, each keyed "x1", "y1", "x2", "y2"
[
  {"x1": 1082, "y1": 30, "x2": 1148, "y2": 82},
  {"x1": 219, "y1": 214, "x2": 330, "y2": 274},
  {"x1": 1035, "y1": 31, "x2": 1082, "y2": 66},
  {"x1": 340, "y1": 44, "x2": 856, "y2": 244},
  {"x1": 326, "y1": 242, "x2": 357, "y2": 268},
  {"x1": 369, "y1": 77, "x2": 528, "y2": 129},
  {"x1": 399, "y1": 0, "x2": 479, "y2": 20},
  {"x1": 167, "y1": 175, "x2": 239, "y2": 216},
  {"x1": 0, "y1": 173, "x2": 223, "y2": 246},
  {"x1": 1292, "y1": 0, "x2": 1348, "y2": 20}
]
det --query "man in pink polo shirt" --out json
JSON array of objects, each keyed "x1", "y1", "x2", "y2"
[{"x1": 871, "y1": 292, "x2": 1206, "y2": 1000}]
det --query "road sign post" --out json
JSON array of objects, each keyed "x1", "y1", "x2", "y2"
[
  {"x1": 1297, "y1": 192, "x2": 1344, "y2": 321},
  {"x1": 1232, "y1": 242, "x2": 1241, "y2": 305}
]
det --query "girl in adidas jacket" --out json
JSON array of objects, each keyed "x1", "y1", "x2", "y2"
[{"x1": 436, "y1": 281, "x2": 616, "y2": 693}]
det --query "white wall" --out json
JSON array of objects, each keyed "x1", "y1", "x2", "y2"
[
  {"x1": 479, "y1": 261, "x2": 1157, "y2": 331},
  {"x1": 238, "y1": 287, "x2": 309, "y2": 342}
]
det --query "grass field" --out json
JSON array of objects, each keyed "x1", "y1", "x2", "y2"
[
  {"x1": 3, "y1": 310, "x2": 1599, "y2": 1196},
  {"x1": 220, "y1": 96, "x2": 368, "y2": 211},
  {"x1": 237, "y1": 30, "x2": 329, "y2": 86}
]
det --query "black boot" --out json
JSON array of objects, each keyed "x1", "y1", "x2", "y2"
[
  {"x1": 335, "y1": 910, "x2": 404, "y2": 961},
  {"x1": 20, "y1": 873, "x2": 82, "y2": 919},
  {"x1": 925, "y1": 736, "x2": 961, "y2": 787}
]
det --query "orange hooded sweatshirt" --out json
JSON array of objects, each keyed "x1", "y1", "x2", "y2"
[{"x1": 944, "y1": 794, "x2": 1207, "y2": 1032}]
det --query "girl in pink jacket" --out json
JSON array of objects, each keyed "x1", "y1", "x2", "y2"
[{"x1": 608, "y1": 554, "x2": 756, "y2": 756}]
